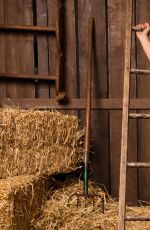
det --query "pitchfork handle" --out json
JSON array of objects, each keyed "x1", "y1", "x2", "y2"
[{"x1": 84, "y1": 17, "x2": 94, "y2": 195}]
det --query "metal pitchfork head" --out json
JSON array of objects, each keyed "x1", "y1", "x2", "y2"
[
  {"x1": 68, "y1": 163, "x2": 105, "y2": 212},
  {"x1": 68, "y1": 191, "x2": 105, "y2": 213}
]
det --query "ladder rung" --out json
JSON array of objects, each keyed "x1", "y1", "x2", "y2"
[
  {"x1": 131, "y1": 69, "x2": 150, "y2": 74},
  {"x1": 127, "y1": 162, "x2": 150, "y2": 168},
  {"x1": 132, "y1": 26, "x2": 144, "y2": 32},
  {"x1": 129, "y1": 113, "x2": 150, "y2": 118},
  {"x1": 126, "y1": 216, "x2": 150, "y2": 221}
]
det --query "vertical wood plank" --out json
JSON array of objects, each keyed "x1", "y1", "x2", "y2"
[
  {"x1": 36, "y1": 0, "x2": 49, "y2": 98},
  {"x1": 63, "y1": 0, "x2": 78, "y2": 115},
  {"x1": 47, "y1": 0, "x2": 57, "y2": 98},
  {"x1": 77, "y1": 0, "x2": 109, "y2": 190},
  {"x1": 108, "y1": 0, "x2": 138, "y2": 203},
  {"x1": 4, "y1": 0, "x2": 20, "y2": 98},
  {"x1": 127, "y1": 0, "x2": 138, "y2": 204},
  {"x1": 91, "y1": 0, "x2": 109, "y2": 190},
  {"x1": 107, "y1": 0, "x2": 125, "y2": 196},
  {"x1": 18, "y1": 0, "x2": 35, "y2": 98},
  {"x1": 136, "y1": 0, "x2": 150, "y2": 202},
  {"x1": 108, "y1": 0, "x2": 125, "y2": 198},
  {"x1": 0, "y1": 0, "x2": 6, "y2": 97}
]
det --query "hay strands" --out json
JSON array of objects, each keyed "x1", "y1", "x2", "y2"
[{"x1": 68, "y1": 17, "x2": 105, "y2": 211}]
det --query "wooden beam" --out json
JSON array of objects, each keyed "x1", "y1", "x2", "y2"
[
  {"x1": 0, "y1": 98, "x2": 150, "y2": 109},
  {"x1": 0, "y1": 24, "x2": 56, "y2": 33},
  {"x1": 0, "y1": 73, "x2": 56, "y2": 81}
]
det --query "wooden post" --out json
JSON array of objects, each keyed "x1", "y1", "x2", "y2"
[{"x1": 118, "y1": 0, "x2": 133, "y2": 229}]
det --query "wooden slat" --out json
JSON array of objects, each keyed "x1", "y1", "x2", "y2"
[
  {"x1": 127, "y1": 162, "x2": 150, "y2": 168},
  {"x1": 130, "y1": 99, "x2": 150, "y2": 109},
  {"x1": 1, "y1": 98, "x2": 150, "y2": 110},
  {"x1": 0, "y1": 73, "x2": 55, "y2": 80},
  {"x1": 47, "y1": 0, "x2": 57, "y2": 98},
  {"x1": 129, "y1": 113, "x2": 150, "y2": 118},
  {"x1": 0, "y1": 98, "x2": 85, "y2": 109},
  {"x1": 36, "y1": 0, "x2": 50, "y2": 98},
  {"x1": 118, "y1": 0, "x2": 133, "y2": 229},
  {"x1": 0, "y1": 0, "x2": 6, "y2": 97},
  {"x1": 0, "y1": 24, "x2": 55, "y2": 32},
  {"x1": 62, "y1": 0, "x2": 78, "y2": 115},
  {"x1": 108, "y1": 0, "x2": 125, "y2": 199},
  {"x1": 0, "y1": 98, "x2": 121, "y2": 109},
  {"x1": 18, "y1": 0, "x2": 35, "y2": 98},
  {"x1": 136, "y1": 0, "x2": 150, "y2": 203},
  {"x1": 11, "y1": 0, "x2": 22, "y2": 98},
  {"x1": 91, "y1": 0, "x2": 109, "y2": 191},
  {"x1": 4, "y1": 0, "x2": 19, "y2": 98},
  {"x1": 131, "y1": 69, "x2": 150, "y2": 74}
]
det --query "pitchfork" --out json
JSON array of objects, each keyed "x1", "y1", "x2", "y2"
[{"x1": 68, "y1": 17, "x2": 105, "y2": 212}]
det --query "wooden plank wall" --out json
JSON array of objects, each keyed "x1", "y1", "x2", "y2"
[{"x1": 0, "y1": 0, "x2": 150, "y2": 203}]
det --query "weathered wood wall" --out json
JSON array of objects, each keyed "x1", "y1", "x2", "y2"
[{"x1": 0, "y1": 0, "x2": 150, "y2": 203}]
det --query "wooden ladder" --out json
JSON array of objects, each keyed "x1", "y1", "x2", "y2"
[{"x1": 118, "y1": 0, "x2": 150, "y2": 229}]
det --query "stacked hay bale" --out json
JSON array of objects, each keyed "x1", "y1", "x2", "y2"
[
  {"x1": 0, "y1": 107, "x2": 84, "y2": 178},
  {"x1": 0, "y1": 175, "x2": 52, "y2": 230},
  {"x1": 35, "y1": 179, "x2": 150, "y2": 230},
  {"x1": 0, "y1": 107, "x2": 84, "y2": 229},
  {"x1": 1, "y1": 107, "x2": 149, "y2": 229}
]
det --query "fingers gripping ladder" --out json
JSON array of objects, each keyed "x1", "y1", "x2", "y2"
[{"x1": 118, "y1": 0, "x2": 150, "y2": 229}]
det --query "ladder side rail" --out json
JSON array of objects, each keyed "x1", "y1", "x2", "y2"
[{"x1": 118, "y1": 0, "x2": 133, "y2": 229}]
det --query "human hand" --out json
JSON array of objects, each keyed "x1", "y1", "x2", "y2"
[{"x1": 135, "y1": 22, "x2": 150, "y2": 40}]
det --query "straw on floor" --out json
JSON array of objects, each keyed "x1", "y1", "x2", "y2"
[
  {"x1": 0, "y1": 107, "x2": 84, "y2": 178},
  {"x1": 0, "y1": 175, "x2": 52, "y2": 230},
  {"x1": 35, "y1": 178, "x2": 150, "y2": 230}
]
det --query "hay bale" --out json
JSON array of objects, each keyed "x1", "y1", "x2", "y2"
[
  {"x1": 0, "y1": 107, "x2": 84, "y2": 178},
  {"x1": 0, "y1": 175, "x2": 52, "y2": 230},
  {"x1": 35, "y1": 179, "x2": 150, "y2": 230}
]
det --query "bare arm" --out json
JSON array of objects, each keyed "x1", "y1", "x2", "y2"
[{"x1": 136, "y1": 22, "x2": 150, "y2": 61}]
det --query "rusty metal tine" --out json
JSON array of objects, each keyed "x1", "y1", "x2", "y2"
[
  {"x1": 77, "y1": 195, "x2": 79, "y2": 209},
  {"x1": 68, "y1": 193, "x2": 76, "y2": 207},
  {"x1": 102, "y1": 195, "x2": 105, "y2": 214},
  {"x1": 84, "y1": 196, "x2": 86, "y2": 208},
  {"x1": 93, "y1": 196, "x2": 95, "y2": 208},
  {"x1": 67, "y1": 194, "x2": 72, "y2": 206}
]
